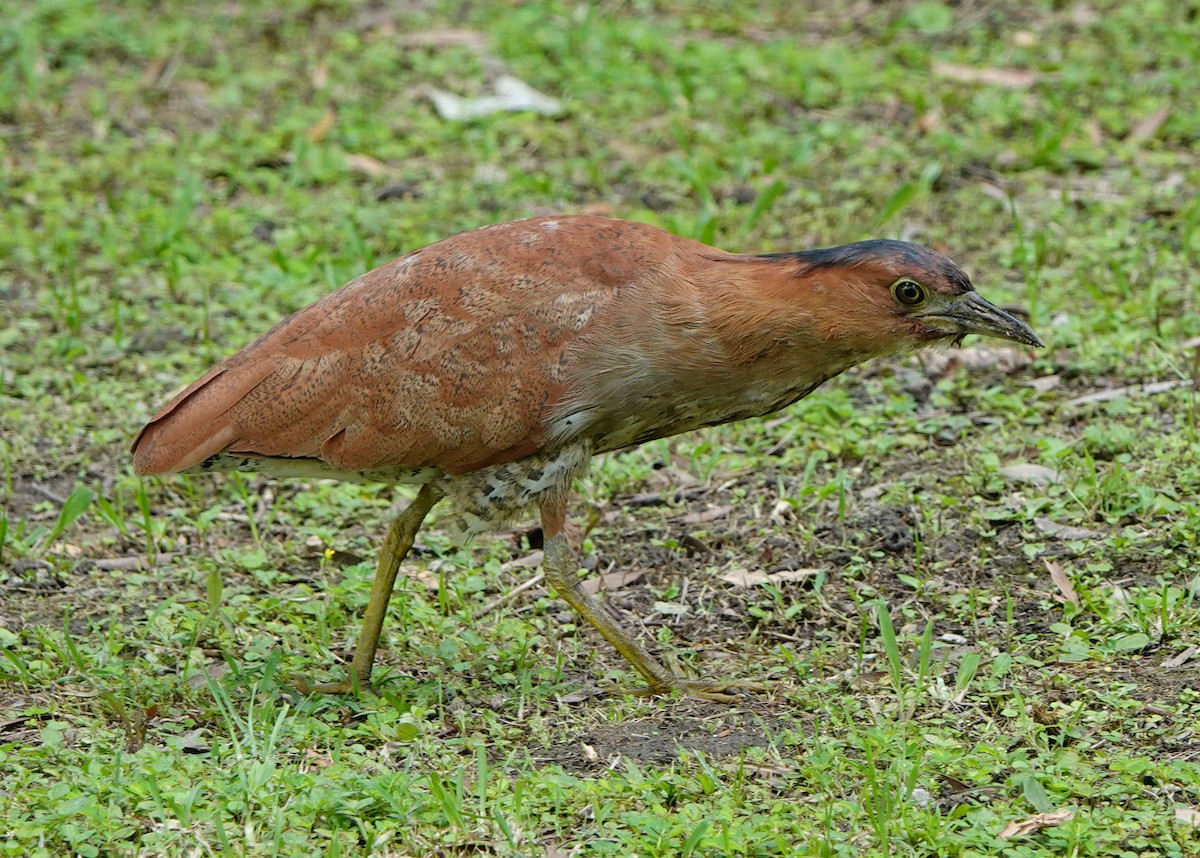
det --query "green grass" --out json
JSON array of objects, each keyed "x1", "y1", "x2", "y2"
[{"x1": 2, "y1": 0, "x2": 1200, "y2": 855}]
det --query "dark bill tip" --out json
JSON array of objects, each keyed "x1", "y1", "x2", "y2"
[{"x1": 921, "y1": 291, "x2": 1044, "y2": 348}]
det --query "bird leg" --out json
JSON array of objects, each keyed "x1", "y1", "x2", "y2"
[
  {"x1": 299, "y1": 483, "x2": 443, "y2": 695},
  {"x1": 540, "y1": 501, "x2": 766, "y2": 703}
]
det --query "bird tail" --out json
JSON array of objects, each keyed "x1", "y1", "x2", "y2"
[{"x1": 130, "y1": 361, "x2": 272, "y2": 475}]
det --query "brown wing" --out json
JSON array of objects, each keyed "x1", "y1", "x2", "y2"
[{"x1": 131, "y1": 216, "x2": 687, "y2": 477}]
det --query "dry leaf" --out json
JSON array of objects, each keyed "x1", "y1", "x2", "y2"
[
  {"x1": 648, "y1": 465, "x2": 700, "y2": 491},
  {"x1": 141, "y1": 55, "x2": 174, "y2": 86},
  {"x1": 500, "y1": 551, "x2": 543, "y2": 571},
  {"x1": 556, "y1": 686, "x2": 604, "y2": 705},
  {"x1": 311, "y1": 61, "x2": 329, "y2": 90},
  {"x1": 404, "y1": 565, "x2": 440, "y2": 590},
  {"x1": 1105, "y1": 582, "x2": 1133, "y2": 618},
  {"x1": 720, "y1": 568, "x2": 821, "y2": 588},
  {"x1": 917, "y1": 108, "x2": 942, "y2": 133},
  {"x1": 304, "y1": 748, "x2": 334, "y2": 768},
  {"x1": 186, "y1": 662, "x2": 229, "y2": 688},
  {"x1": 932, "y1": 61, "x2": 1038, "y2": 89},
  {"x1": 1044, "y1": 559, "x2": 1080, "y2": 607},
  {"x1": 306, "y1": 106, "x2": 336, "y2": 142},
  {"x1": 1161, "y1": 645, "x2": 1197, "y2": 669},
  {"x1": 303, "y1": 535, "x2": 325, "y2": 554},
  {"x1": 681, "y1": 505, "x2": 734, "y2": 525},
  {"x1": 397, "y1": 29, "x2": 488, "y2": 49},
  {"x1": 344, "y1": 153, "x2": 396, "y2": 176},
  {"x1": 177, "y1": 729, "x2": 211, "y2": 754},
  {"x1": 50, "y1": 542, "x2": 83, "y2": 558},
  {"x1": 652, "y1": 600, "x2": 688, "y2": 616},
  {"x1": 1034, "y1": 517, "x2": 1102, "y2": 540},
  {"x1": 859, "y1": 481, "x2": 894, "y2": 501},
  {"x1": 1174, "y1": 807, "x2": 1200, "y2": 827},
  {"x1": 1127, "y1": 105, "x2": 1171, "y2": 145},
  {"x1": 999, "y1": 809, "x2": 1075, "y2": 839},
  {"x1": 977, "y1": 179, "x2": 1011, "y2": 203},
  {"x1": 581, "y1": 568, "x2": 645, "y2": 595},
  {"x1": 770, "y1": 499, "x2": 793, "y2": 522},
  {"x1": 853, "y1": 670, "x2": 890, "y2": 688},
  {"x1": 428, "y1": 75, "x2": 563, "y2": 121},
  {"x1": 940, "y1": 773, "x2": 973, "y2": 792},
  {"x1": 1063, "y1": 379, "x2": 1186, "y2": 407},
  {"x1": 93, "y1": 555, "x2": 149, "y2": 571},
  {"x1": 1027, "y1": 374, "x2": 1061, "y2": 394},
  {"x1": 999, "y1": 464, "x2": 1061, "y2": 486}
]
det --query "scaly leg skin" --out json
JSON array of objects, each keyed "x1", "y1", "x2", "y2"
[
  {"x1": 297, "y1": 484, "x2": 443, "y2": 695},
  {"x1": 540, "y1": 501, "x2": 767, "y2": 703}
]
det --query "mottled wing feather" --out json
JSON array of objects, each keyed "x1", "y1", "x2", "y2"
[
  {"x1": 130, "y1": 362, "x2": 274, "y2": 474},
  {"x1": 132, "y1": 217, "x2": 673, "y2": 477}
]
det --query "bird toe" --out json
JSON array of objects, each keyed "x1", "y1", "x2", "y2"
[
  {"x1": 295, "y1": 675, "x2": 379, "y2": 696},
  {"x1": 611, "y1": 675, "x2": 769, "y2": 703}
]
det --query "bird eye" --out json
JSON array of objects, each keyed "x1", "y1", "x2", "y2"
[{"x1": 890, "y1": 278, "x2": 928, "y2": 307}]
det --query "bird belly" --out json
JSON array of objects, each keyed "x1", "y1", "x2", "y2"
[{"x1": 439, "y1": 442, "x2": 593, "y2": 539}]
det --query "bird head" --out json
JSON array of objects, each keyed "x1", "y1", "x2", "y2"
[{"x1": 782, "y1": 239, "x2": 1043, "y2": 352}]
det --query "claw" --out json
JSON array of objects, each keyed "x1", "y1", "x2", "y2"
[{"x1": 615, "y1": 676, "x2": 770, "y2": 703}]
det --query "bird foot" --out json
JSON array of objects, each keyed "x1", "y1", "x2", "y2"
[
  {"x1": 617, "y1": 676, "x2": 770, "y2": 704},
  {"x1": 294, "y1": 674, "x2": 377, "y2": 696}
]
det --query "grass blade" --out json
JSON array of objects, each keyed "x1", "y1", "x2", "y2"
[{"x1": 43, "y1": 484, "x2": 94, "y2": 548}]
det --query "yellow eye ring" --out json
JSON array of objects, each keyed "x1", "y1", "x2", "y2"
[{"x1": 890, "y1": 277, "x2": 928, "y2": 307}]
